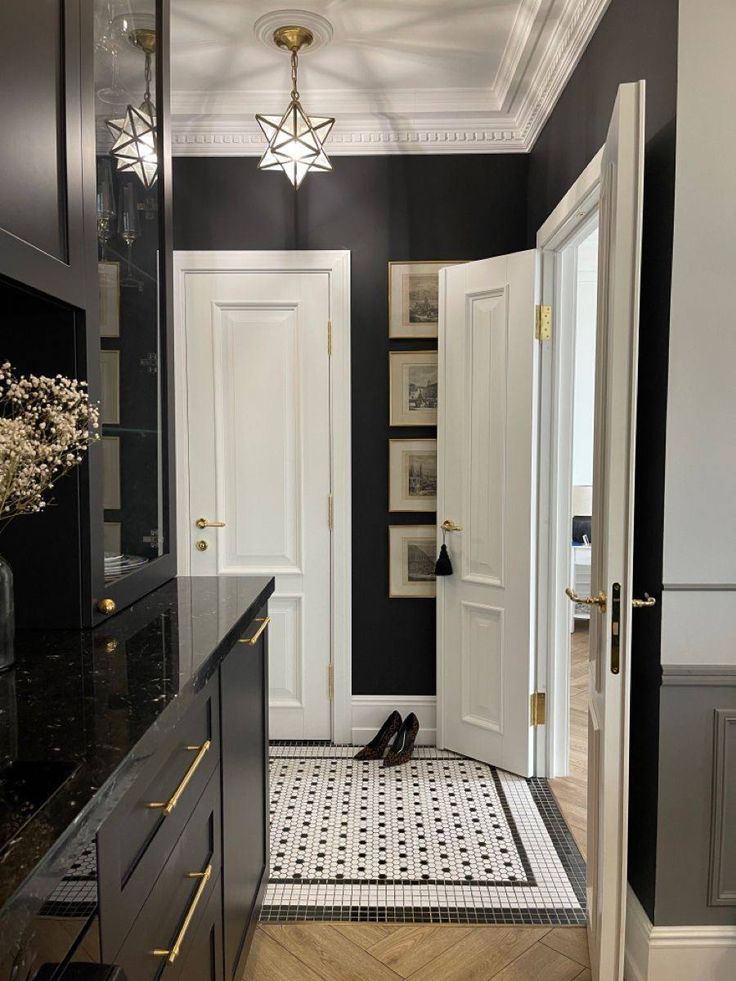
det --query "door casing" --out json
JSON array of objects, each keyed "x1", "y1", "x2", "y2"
[{"x1": 173, "y1": 250, "x2": 352, "y2": 743}]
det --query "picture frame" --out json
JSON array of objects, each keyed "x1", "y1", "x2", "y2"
[
  {"x1": 98, "y1": 261, "x2": 120, "y2": 338},
  {"x1": 101, "y1": 436, "x2": 121, "y2": 510},
  {"x1": 388, "y1": 260, "x2": 462, "y2": 338},
  {"x1": 389, "y1": 350, "x2": 438, "y2": 427},
  {"x1": 100, "y1": 350, "x2": 120, "y2": 424},
  {"x1": 389, "y1": 438, "x2": 437, "y2": 512},
  {"x1": 389, "y1": 524, "x2": 437, "y2": 598}
]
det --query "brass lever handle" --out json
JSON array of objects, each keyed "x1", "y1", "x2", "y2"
[
  {"x1": 632, "y1": 593, "x2": 656, "y2": 608},
  {"x1": 238, "y1": 617, "x2": 271, "y2": 646},
  {"x1": 153, "y1": 863, "x2": 212, "y2": 963},
  {"x1": 441, "y1": 519, "x2": 463, "y2": 532},
  {"x1": 147, "y1": 740, "x2": 211, "y2": 815},
  {"x1": 565, "y1": 587, "x2": 607, "y2": 613},
  {"x1": 195, "y1": 517, "x2": 226, "y2": 529}
]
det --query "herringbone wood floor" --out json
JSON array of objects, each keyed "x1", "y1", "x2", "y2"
[{"x1": 244, "y1": 626, "x2": 591, "y2": 980}]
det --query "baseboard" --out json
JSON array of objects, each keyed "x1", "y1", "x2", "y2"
[
  {"x1": 351, "y1": 695, "x2": 436, "y2": 746},
  {"x1": 625, "y1": 885, "x2": 736, "y2": 981}
]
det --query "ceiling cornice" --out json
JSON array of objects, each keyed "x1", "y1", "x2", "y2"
[{"x1": 170, "y1": 0, "x2": 611, "y2": 156}]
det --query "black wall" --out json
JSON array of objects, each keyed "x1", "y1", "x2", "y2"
[
  {"x1": 527, "y1": 0, "x2": 678, "y2": 920},
  {"x1": 173, "y1": 154, "x2": 529, "y2": 696}
]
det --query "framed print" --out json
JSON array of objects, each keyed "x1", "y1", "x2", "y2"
[
  {"x1": 389, "y1": 438, "x2": 437, "y2": 512},
  {"x1": 389, "y1": 525, "x2": 437, "y2": 598},
  {"x1": 101, "y1": 436, "x2": 121, "y2": 510},
  {"x1": 100, "y1": 350, "x2": 120, "y2": 424},
  {"x1": 388, "y1": 260, "x2": 462, "y2": 338},
  {"x1": 98, "y1": 261, "x2": 120, "y2": 337},
  {"x1": 389, "y1": 350, "x2": 438, "y2": 427}
]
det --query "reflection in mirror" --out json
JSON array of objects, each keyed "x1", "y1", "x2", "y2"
[{"x1": 94, "y1": 0, "x2": 166, "y2": 587}]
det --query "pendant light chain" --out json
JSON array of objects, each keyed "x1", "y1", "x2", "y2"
[
  {"x1": 290, "y1": 49, "x2": 300, "y2": 101},
  {"x1": 143, "y1": 52, "x2": 154, "y2": 112}
]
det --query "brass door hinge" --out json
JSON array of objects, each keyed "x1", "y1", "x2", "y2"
[
  {"x1": 535, "y1": 304, "x2": 552, "y2": 341},
  {"x1": 327, "y1": 664, "x2": 334, "y2": 700},
  {"x1": 327, "y1": 320, "x2": 333, "y2": 356},
  {"x1": 328, "y1": 494, "x2": 334, "y2": 530},
  {"x1": 530, "y1": 691, "x2": 546, "y2": 726}
]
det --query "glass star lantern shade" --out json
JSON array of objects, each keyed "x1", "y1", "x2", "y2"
[
  {"x1": 256, "y1": 99, "x2": 334, "y2": 189},
  {"x1": 107, "y1": 101, "x2": 158, "y2": 189}
]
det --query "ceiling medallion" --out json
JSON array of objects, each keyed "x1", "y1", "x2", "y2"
[
  {"x1": 106, "y1": 28, "x2": 158, "y2": 189},
  {"x1": 255, "y1": 24, "x2": 334, "y2": 188}
]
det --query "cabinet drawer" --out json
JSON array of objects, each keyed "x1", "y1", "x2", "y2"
[
  {"x1": 112, "y1": 766, "x2": 222, "y2": 981},
  {"x1": 169, "y1": 873, "x2": 224, "y2": 981},
  {"x1": 98, "y1": 677, "x2": 220, "y2": 958}
]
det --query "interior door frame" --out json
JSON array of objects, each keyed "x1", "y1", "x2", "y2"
[
  {"x1": 535, "y1": 148, "x2": 604, "y2": 778},
  {"x1": 172, "y1": 250, "x2": 352, "y2": 743}
]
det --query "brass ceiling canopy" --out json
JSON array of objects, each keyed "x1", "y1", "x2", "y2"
[
  {"x1": 131, "y1": 28, "x2": 157, "y2": 56},
  {"x1": 273, "y1": 25, "x2": 314, "y2": 53}
]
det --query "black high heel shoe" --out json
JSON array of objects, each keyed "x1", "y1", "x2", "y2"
[
  {"x1": 383, "y1": 713, "x2": 420, "y2": 768},
  {"x1": 354, "y1": 711, "x2": 402, "y2": 760}
]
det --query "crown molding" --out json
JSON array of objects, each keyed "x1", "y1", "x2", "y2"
[{"x1": 170, "y1": 0, "x2": 612, "y2": 156}]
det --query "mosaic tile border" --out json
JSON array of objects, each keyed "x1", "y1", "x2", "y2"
[{"x1": 261, "y1": 743, "x2": 587, "y2": 926}]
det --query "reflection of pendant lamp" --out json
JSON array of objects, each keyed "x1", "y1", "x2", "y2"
[
  {"x1": 256, "y1": 26, "x2": 334, "y2": 188},
  {"x1": 106, "y1": 27, "x2": 158, "y2": 188}
]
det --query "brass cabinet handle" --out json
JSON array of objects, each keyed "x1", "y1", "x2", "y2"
[
  {"x1": 98, "y1": 598, "x2": 117, "y2": 615},
  {"x1": 565, "y1": 587, "x2": 608, "y2": 613},
  {"x1": 441, "y1": 519, "x2": 463, "y2": 532},
  {"x1": 238, "y1": 616, "x2": 271, "y2": 646},
  {"x1": 632, "y1": 593, "x2": 657, "y2": 608},
  {"x1": 147, "y1": 740, "x2": 211, "y2": 815},
  {"x1": 195, "y1": 517, "x2": 226, "y2": 529},
  {"x1": 153, "y1": 863, "x2": 212, "y2": 963}
]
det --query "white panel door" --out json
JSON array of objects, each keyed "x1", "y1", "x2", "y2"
[
  {"x1": 182, "y1": 267, "x2": 332, "y2": 739},
  {"x1": 437, "y1": 251, "x2": 539, "y2": 778},
  {"x1": 585, "y1": 81, "x2": 645, "y2": 981}
]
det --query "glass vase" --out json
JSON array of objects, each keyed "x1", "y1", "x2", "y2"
[{"x1": 0, "y1": 556, "x2": 15, "y2": 672}]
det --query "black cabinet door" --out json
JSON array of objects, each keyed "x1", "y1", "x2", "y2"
[
  {"x1": 0, "y1": 0, "x2": 94, "y2": 308},
  {"x1": 220, "y1": 609, "x2": 269, "y2": 980}
]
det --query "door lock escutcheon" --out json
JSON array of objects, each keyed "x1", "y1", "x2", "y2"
[{"x1": 195, "y1": 540, "x2": 208, "y2": 552}]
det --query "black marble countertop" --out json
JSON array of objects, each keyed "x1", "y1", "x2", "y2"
[{"x1": 0, "y1": 575, "x2": 274, "y2": 965}]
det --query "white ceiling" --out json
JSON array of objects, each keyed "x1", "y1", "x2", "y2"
[{"x1": 168, "y1": 0, "x2": 611, "y2": 154}]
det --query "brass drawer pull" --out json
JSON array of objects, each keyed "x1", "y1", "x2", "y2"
[
  {"x1": 238, "y1": 616, "x2": 271, "y2": 646},
  {"x1": 153, "y1": 863, "x2": 212, "y2": 963},
  {"x1": 147, "y1": 740, "x2": 211, "y2": 815}
]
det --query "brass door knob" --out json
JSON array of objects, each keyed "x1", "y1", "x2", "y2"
[
  {"x1": 441, "y1": 519, "x2": 463, "y2": 532},
  {"x1": 195, "y1": 517, "x2": 226, "y2": 529},
  {"x1": 565, "y1": 587, "x2": 607, "y2": 613},
  {"x1": 98, "y1": 598, "x2": 117, "y2": 615},
  {"x1": 632, "y1": 593, "x2": 656, "y2": 608},
  {"x1": 195, "y1": 540, "x2": 208, "y2": 552}
]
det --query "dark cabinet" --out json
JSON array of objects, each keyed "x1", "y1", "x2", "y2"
[
  {"x1": 0, "y1": 0, "x2": 94, "y2": 309},
  {"x1": 0, "y1": 0, "x2": 177, "y2": 630},
  {"x1": 220, "y1": 610, "x2": 270, "y2": 979}
]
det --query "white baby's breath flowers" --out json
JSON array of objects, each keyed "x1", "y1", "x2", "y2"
[{"x1": 0, "y1": 362, "x2": 99, "y2": 528}]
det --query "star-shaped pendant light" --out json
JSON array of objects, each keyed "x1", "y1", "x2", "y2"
[
  {"x1": 107, "y1": 29, "x2": 158, "y2": 189},
  {"x1": 256, "y1": 26, "x2": 334, "y2": 188}
]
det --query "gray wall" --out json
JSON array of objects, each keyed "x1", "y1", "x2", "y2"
[{"x1": 656, "y1": 669, "x2": 736, "y2": 925}]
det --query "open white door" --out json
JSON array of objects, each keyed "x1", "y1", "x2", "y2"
[
  {"x1": 437, "y1": 250, "x2": 539, "y2": 778},
  {"x1": 584, "y1": 81, "x2": 645, "y2": 981}
]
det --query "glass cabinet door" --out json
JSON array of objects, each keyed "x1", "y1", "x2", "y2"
[{"x1": 93, "y1": 0, "x2": 172, "y2": 602}]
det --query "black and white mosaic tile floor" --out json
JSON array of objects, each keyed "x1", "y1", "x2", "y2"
[{"x1": 262, "y1": 745, "x2": 586, "y2": 925}]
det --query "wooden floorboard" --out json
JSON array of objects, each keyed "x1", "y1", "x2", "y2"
[{"x1": 244, "y1": 924, "x2": 590, "y2": 980}]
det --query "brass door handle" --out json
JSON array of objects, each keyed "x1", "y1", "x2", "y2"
[
  {"x1": 153, "y1": 863, "x2": 212, "y2": 963},
  {"x1": 238, "y1": 617, "x2": 271, "y2": 646},
  {"x1": 441, "y1": 519, "x2": 463, "y2": 532},
  {"x1": 195, "y1": 517, "x2": 226, "y2": 529},
  {"x1": 632, "y1": 593, "x2": 656, "y2": 608},
  {"x1": 147, "y1": 740, "x2": 211, "y2": 815},
  {"x1": 565, "y1": 587, "x2": 607, "y2": 613}
]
